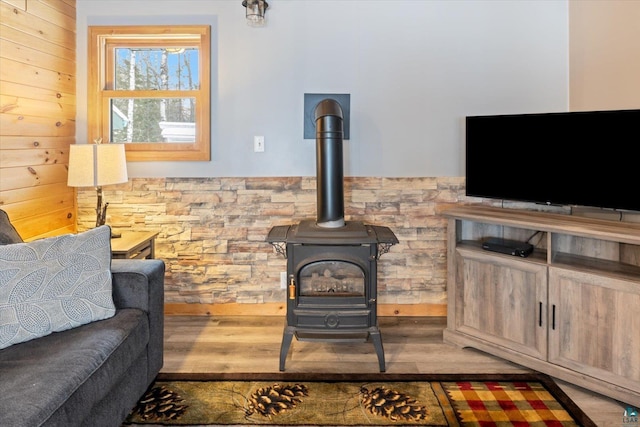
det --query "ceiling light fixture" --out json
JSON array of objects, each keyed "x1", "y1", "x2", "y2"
[{"x1": 242, "y1": 0, "x2": 268, "y2": 27}]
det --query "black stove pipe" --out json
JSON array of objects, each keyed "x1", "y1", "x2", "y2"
[{"x1": 314, "y1": 99, "x2": 345, "y2": 228}]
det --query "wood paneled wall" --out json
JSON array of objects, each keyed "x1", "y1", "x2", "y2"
[{"x1": 0, "y1": 0, "x2": 76, "y2": 241}]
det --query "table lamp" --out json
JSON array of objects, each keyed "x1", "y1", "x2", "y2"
[{"x1": 67, "y1": 141, "x2": 128, "y2": 236}]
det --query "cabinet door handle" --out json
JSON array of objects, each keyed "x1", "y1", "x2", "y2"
[
  {"x1": 552, "y1": 304, "x2": 556, "y2": 330},
  {"x1": 539, "y1": 302, "x2": 543, "y2": 327}
]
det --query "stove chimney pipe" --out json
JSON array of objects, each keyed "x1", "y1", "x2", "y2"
[{"x1": 314, "y1": 99, "x2": 345, "y2": 228}]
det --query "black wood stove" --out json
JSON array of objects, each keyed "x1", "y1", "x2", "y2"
[{"x1": 267, "y1": 99, "x2": 398, "y2": 372}]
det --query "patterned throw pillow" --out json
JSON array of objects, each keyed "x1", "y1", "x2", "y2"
[{"x1": 0, "y1": 226, "x2": 115, "y2": 350}]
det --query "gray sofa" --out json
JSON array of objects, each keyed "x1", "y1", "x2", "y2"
[{"x1": 0, "y1": 210, "x2": 165, "y2": 426}]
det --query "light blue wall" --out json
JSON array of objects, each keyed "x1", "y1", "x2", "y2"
[{"x1": 76, "y1": 0, "x2": 568, "y2": 178}]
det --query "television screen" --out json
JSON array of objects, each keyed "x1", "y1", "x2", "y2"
[{"x1": 465, "y1": 109, "x2": 640, "y2": 212}]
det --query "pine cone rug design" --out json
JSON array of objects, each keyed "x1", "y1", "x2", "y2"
[
  {"x1": 130, "y1": 385, "x2": 188, "y2": 421},
  {"x1": 245, "y1": 383, "x2": 309, "y2": 419},
  {"x1": 359, "y1": 385, "x2": 429, "y2": 422}
]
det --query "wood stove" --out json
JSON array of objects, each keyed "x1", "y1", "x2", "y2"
[{"x1": 267, "y1": 98, "x2": 398, "y2": 372}]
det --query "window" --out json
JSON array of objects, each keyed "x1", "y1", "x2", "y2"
[{"x1": 88, "y1": 25, "x2": 211, "y2": 161}]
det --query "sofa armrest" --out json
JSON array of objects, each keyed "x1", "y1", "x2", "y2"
[
  {"x1": 111, "y1": 259, "x2": 165, "y2": 312},
  {"x1": 111, "y1": 259, "x2": 165, "y2": 382}
]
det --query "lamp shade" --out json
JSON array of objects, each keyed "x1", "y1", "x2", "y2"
[{"x1": 67, "y1": 143, "x2": 128, "y2": 187}]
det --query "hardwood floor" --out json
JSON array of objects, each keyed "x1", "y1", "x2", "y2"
[{"x1": 163, "y1": 315, "x2": 627, "y2": 426}]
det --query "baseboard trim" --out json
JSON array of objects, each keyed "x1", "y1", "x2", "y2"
[{"x1": 164, "y1": 303, "x2": 447, "y2": 317}]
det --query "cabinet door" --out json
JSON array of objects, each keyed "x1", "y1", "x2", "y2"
[
  {"x1": 548, "y1": 267, "x2": 640, "y2": 392},
  {"x1": 454, "y1": 248, "x2": 548, "y2": 360}
]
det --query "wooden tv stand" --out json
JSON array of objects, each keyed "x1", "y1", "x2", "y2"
[{"x1": 443, "y1": 205, "x2": 640, "y2": 406}]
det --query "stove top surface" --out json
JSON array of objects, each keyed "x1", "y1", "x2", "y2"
[{"x1": 267, "y1": 220, "x2": 398, "y2": 245}]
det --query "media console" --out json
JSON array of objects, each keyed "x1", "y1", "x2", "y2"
[{"x1": 443, "y1": 205, "x2": 640, "y2": 406}]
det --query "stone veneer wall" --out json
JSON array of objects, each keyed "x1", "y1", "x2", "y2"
[{"x1": 76, "y1": 176, "x2": 470, "y2": 311}]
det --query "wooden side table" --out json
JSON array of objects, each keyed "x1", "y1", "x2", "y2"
[{"x1": 111, "y1": 231, "x2": 158, "y2": 259}]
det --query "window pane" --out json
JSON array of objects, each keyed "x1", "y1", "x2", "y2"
[
  {"x1": 114, "y1": 48, "x2": 200, "y2": 91},
  {"x1": 110, "y1": 98, "x2": 196, "y2": 143}
]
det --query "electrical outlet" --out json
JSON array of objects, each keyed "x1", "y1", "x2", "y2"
[
  {"x1": 254, "y1": 135, "x2": 265, "y2": 152},
  {"x1": 280, "y1": 271, "x2": 287, "y2": 289}
]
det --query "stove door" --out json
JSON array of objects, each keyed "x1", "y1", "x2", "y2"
[
  {"x1": 289, "y1": 244, "x2": 374, "y2": 307},
  {"x1": 287, "y1": 244, "x2": 378, "y2": 330}
]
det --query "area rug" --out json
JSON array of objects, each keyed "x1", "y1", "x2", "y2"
[{"x1": 124, "y1": 372, "x2": 595, "y2": 426}]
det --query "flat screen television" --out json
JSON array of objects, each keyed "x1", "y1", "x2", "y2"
[{"x1": 465, "y1": 108, "x2": 640, "y2": 212}]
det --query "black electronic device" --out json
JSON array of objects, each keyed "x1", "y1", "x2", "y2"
[
  {"x1": 482, "y1": 237, "x2": 534, "y2": 258},
  {"x1": 465, "y1": 109, "x2": 640, "y2": 213}
]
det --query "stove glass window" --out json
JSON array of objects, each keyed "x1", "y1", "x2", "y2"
[{"x1": 299, "y1": 261, "x2": 365, "y2": 297}]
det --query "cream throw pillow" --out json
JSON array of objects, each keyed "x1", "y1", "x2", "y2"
[{"x1": 0, "y1": 226, "x2": 115, "y2": 350}]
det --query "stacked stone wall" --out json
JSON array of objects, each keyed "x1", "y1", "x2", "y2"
[{"x1": 76, "y1": 176, "x2": 470, "y2": 306}]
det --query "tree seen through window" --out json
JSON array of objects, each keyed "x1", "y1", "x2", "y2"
[{"x1": 111, "y1": 48, "x2": 199, "y2": 144}]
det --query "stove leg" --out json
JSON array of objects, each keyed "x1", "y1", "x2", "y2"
[
  {"x1": 370, "y1": 328, "x2": 386, "y2": 372},
  {"x1": 279, "y1": 326, "x2": 295, "y2": 371}
]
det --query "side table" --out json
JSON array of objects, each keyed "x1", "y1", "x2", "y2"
[{"x1": 111, "y1": 231, "x2": 158, "y2": 259}]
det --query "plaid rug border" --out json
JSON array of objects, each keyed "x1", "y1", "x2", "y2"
[{"x1": 443, "y1": 380, "x2": 582, "y2": 426}]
